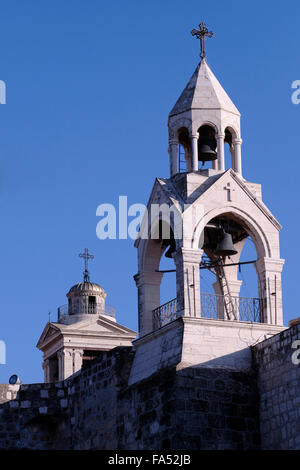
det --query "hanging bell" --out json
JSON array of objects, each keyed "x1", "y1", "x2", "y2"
[
  {"x1": 198, "y1": 137, "x2": 218, "y2": 162},
  {"x1": 198, "y1": 125, "x2": 217, "y2": 162},
  {"x1": 214, "y1": 230, "x2": 238, "y2": 257},
  {"x1": 164, "y1": 237, "x2": 176, "y2": 259}
]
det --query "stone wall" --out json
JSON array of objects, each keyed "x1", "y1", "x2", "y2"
[
  {"x1": 128, "y1": 319, "x2": 183, "y2": 385},
  {"x1": 0, "y1": 381, "x2": 70, "y2": 449},
  {"x1": 0, "y1": 347, "x2": 134, "y2": 450},
  {"x1": 1, "y1": 325, "x2": 300, "y2": 450},
  {"x1": 129, "y1": 317, "x2": 285, "y2": 386},
  {"x1": 120, "y1": 366, "x2": 260, "y2": 450},
  {"x1": 0, "y1": 345, "x2": 260, "y2": 450},
  {"x1": 69, "y1": 346, "x2": 135, "y2": 449},
  {"x1": 253, "y1": 323, "x2": 300, "y2": 450},
  {"x1": 173, "y1": 367, "x2": 260, "y2": 450}
]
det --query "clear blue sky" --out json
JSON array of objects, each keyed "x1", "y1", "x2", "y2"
[{"x1": 0, "y1": 0, "x2": 299, "y2": 383}]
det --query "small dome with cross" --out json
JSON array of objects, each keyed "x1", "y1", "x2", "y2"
[{"x1": 56, "y1": 248, "x2": 110, "y2": 323}]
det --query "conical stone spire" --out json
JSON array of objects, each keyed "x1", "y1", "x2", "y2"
[{"x1": 170, "y1": 59, "x2": 240, "y2": 118}]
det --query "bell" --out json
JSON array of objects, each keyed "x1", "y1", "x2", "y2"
[
  {"x1": 198, "y1": 137, "x2": 218, "y2": 162},
  {"x1": 214, "y1": 230, "x2": 238, "y2": 257},
  {"x1": 164, "y1": 237, "x2": 176, "y2": 258}
]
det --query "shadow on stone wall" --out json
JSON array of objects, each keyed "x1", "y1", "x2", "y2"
[
  {"x1": 0, "y1": 325, "x2": 299, "y2": 450},
  {"x1": 0, "y1": 346, "x2": 260, "y2": 450}
]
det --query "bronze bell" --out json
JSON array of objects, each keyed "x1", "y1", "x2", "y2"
[
  {"x1": 165, "y1": 237, "x2": 176, "y2": 258},
  {"x1": 198, "y1": 125, "x2": 217, "y2": 162},
  {"x1": 198, "y1": 137, "x2": 217, "y2": 162},
  {"x1": 214, "y1": 230, "x2": 238, "y2": 257}
]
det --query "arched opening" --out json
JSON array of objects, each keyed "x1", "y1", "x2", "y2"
[
  {"x1": 224, "y1": 127, "x2": 236, "y2": 170},
  {"x1": 177, "y1": 127, "x2": 191, "y2": 172},
  {"x1": 197, "y1": 124, "x2": 217, "y2": 170},
  {"x1": 88, "y1": 295, "x2": 96, "y2": 313},
  {"x1": 141, "y1": 219, "x2": 178, "y2": 331},
  {"x1": 238, "y1": 237, "x2": 258, "y2": 299},
  {"x1": 159, "y1": 244, "x2": 176, "y2": 305},
  {"x1": 199, "y1": 213, "x2": 262, "y2": 322},
  {"x1": 153, "y1": 219, "x2": 177, "y2": 305}
]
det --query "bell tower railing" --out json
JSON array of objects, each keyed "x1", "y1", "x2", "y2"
[
  {"x1": 152, "y1": 293, "x2": 263, "y2": 329},
  {"x1": 153, "y1": 298, "x2": 177, "y2": 330}
]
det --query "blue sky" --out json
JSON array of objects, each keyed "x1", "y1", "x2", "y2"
[{"x1": 0, "y1": 0, "x2": 299, "y2": 383}]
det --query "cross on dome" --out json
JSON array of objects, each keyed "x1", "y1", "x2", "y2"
[{"x1": 79, "y1": 248, "x2": 94, "y2": 282}]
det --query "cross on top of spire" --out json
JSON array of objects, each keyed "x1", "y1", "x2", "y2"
[
  {"x1": 79, "y1": 248, "x2": 94, "y2": 282},
  {"x1": 191, "y1": 21, "x2": 214, "y2": 59}
]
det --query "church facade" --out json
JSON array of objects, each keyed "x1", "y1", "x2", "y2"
[
  {"x1": 0, "y1": 23, "x2": 299, "y2": 450},
  {"x1": 37, "y1": 249, "x2": 136, "y2": 382}
]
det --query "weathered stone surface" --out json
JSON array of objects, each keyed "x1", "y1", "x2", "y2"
[
  {"x1": 253, "y1": 323, "x2": 300, "y2": 450},
  {"x1": 0, "y1": 325, "x2": 298, "y2": 450},
  {"x1": 0, "y1": 345, "x2": 259, "y2": 450},
  {"x1": 0, "y1": 384, "x2": 20, "y2": 405}
]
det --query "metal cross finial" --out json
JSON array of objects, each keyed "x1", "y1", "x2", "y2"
[
  {"x1": 191, "y1": 21, "x2": 214, "y2": 59},
  {"x1": 79, "y1": 248, "x2": 94, "y2": 282}
]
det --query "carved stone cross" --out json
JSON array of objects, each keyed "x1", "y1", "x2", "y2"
[{"x1": 224, "y1": 182, "x2": 235, "y2": 202}]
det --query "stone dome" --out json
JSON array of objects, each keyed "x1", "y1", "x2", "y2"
[{"x1": 68, "y1": 282, "x2": 106, "y2": 297}]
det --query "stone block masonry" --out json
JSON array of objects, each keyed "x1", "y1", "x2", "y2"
[
  {"x1": 0, "y1": 347, "x2": 259, "y2": 450},
  {"x1": 118, "y1": 366, "x2": 260, "y2": 450},
  {"x1": 0, "y1": 384, "x2": 19, "y2": 405},
  {"x1": 0, "y1": 347, "x2": 135, "y2": 450},
  {"x1": 253, "y1": 323, "x2": 300, "y2": 450},
  {"x1": 0, "y1": 324, "x2": 299, "y2": 450}
]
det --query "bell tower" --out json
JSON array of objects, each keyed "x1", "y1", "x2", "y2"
[
  {"x1": 168, "y1": 21, "x2": 242, "y2": 176},
  {"x1": 129, "y1": 23, "x2": 285, "y2": 385}
]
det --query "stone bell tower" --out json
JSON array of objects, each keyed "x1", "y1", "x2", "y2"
[{"x1": 129, "y1": 23, "x2": 285, "y2": 385}]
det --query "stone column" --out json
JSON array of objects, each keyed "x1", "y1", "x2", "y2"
[
  {"x1": 57, "y1": 349, "x2": 73, "y2": 381},
  {"x1": 255, "y1": 257, "x2": 285, "y2": 325},
  {"x1": 191, "y1": 134, "x2": 199, "y2": 171},
  {"x1": 185, "y1": 149, "x2": 192, "y2": 172},
  {"x1": 42, "y1": 359, "x2": 50, "y2": 383},
  {"x1": 233, "y1": 138, "x2": 242, "y2": 175},
  {"x1": 169, "y1": 139, "x2": 178, "y2": 177},
  {"x1": 230, "y1": 145, "x2": 235, "y2": 170},
  {"x1": 73, "y1": 349, "x2": 83, "y2": 374},
  {"x1": 134, "y1": 271, "x2": 164, "y2": 336},
  {"x1": 174, "y1": 248, "x2": 203, "y2": 318},
  {"x1": 217, "y1": 133, "x2": 225, "y2": 171},
  {"x1": 57, "y1": 350, "x2": 63, "y2": 381}
]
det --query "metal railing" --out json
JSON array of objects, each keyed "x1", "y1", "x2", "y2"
[
  {"x1": 153, "y1": 298, "x2": 177, "y2": 330},
  {"x1": 57, "y1": 303, "x2": 116, "y2": 322},
  {"x1": 152, "y1": 293, "x2": 263, "y2": 329},
  {"x1": 200, "y1": 292, "x2": 262, "y2": 322}
]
